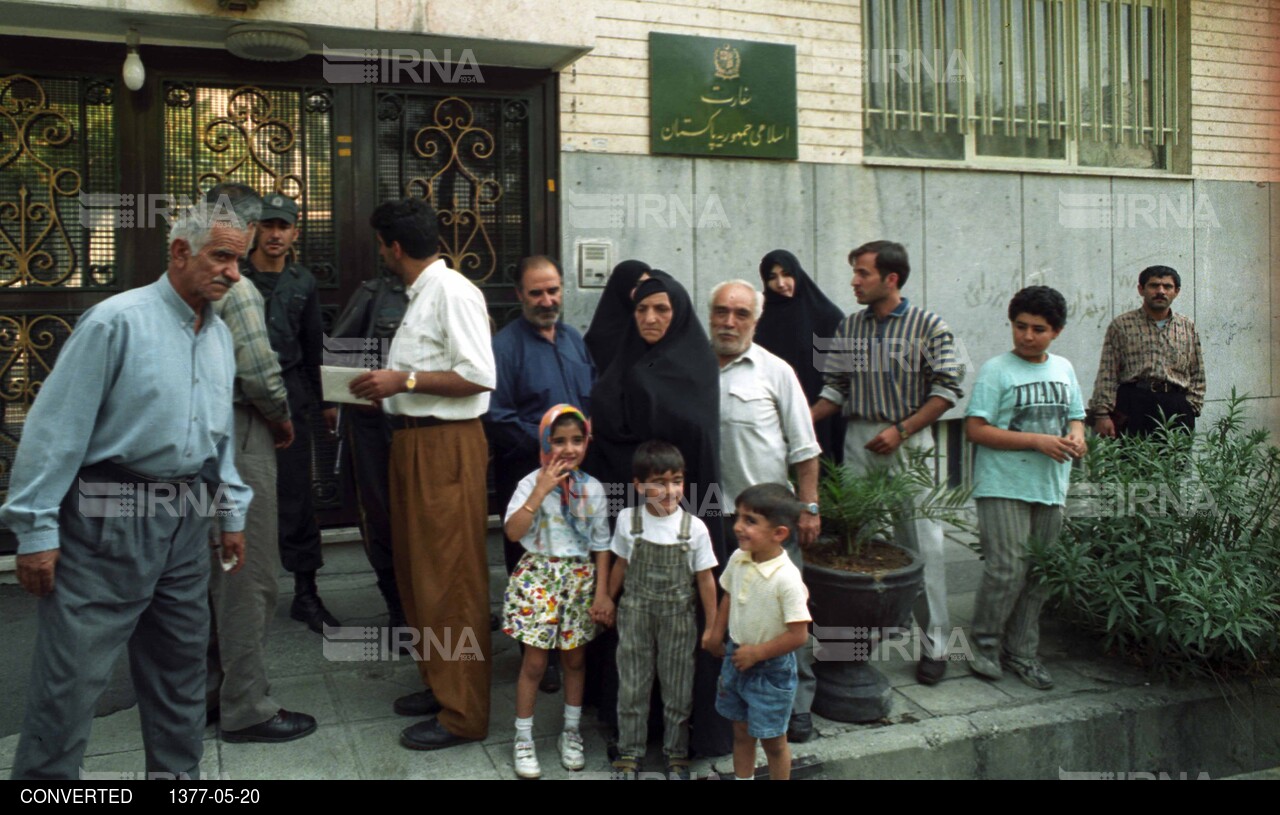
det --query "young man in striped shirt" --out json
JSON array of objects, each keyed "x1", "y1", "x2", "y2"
[{"x1": 811, "y1": 240, "x2": 964, "y2": 685}]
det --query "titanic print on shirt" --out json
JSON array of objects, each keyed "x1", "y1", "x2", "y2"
[{"x1": 1007, "y1": 380, "x2": 1074, "y2": 436}]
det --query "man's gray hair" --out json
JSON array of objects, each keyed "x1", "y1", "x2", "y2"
[
  {"x1": 709, "y1": 279, "x2": 764, "y2": 320},
  {"x1": 167, "y1": 202, "x2": 252, "y2": 255}
]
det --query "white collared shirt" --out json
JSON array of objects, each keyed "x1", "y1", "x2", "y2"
[
  {"x1": 719, "y1": 342, "x2": 821, "y2": 507},
  {"x1": 719, "y1": 549, "x2": 811, "y2": 646},
  {"x1": 384, "y1": 258, "x2": 496, "y2": 419}
]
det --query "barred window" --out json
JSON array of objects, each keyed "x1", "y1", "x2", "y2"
[{"x1": 864, "y1": 0, "x2": 1180, "y2": 170}]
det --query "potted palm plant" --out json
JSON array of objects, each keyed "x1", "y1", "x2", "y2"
[{"x1": 805, "y1": 453, "x2": 971, "y2": 722}]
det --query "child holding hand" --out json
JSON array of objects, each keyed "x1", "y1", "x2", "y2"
[
  {"x1": 502, "y1": 405, "x2": 614, "y2": 779},
  {"x1": 706, "y1": 483, "x2": 811, "y2": 781}
]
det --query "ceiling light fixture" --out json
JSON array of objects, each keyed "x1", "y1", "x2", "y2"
[{"x1": 225, "y1": 24, "x2": 310, "y2": 62}]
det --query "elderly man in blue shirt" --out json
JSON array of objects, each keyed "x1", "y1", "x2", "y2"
[
  {"x1": 1, "y1": 202, "x2": 254, "y2": 780},
  {"x1": 485, "y1": 255, "x2": 595, "y2": 692}
]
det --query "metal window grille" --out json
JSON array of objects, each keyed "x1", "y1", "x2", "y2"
[
  {"x1": 863, "y1": 0, "x2": 1178, "y2": 156},
  {"x1": 0, "y1": 74, "x2": 120, "y2": 290},
  {"x1": 162, "y1": 82, "x2": 337, "y2": 286}
]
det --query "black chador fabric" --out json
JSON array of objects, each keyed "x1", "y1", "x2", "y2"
[
  {"x1": 589, "y1": 270, "x2": 725, "y2": 560},
  {"x1": 756, "y1": 249, "x2": 847, "y2": 462},
  {"x1": 584, "y1": 259, "x2": 651, "y2": 373},
  {"x1": 586, "y1": 269, "x2": 733, "y2": 758}
]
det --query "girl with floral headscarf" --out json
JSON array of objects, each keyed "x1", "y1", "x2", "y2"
[{"x1": 500, "y1": 404, "x2": 614, "y2": 778}]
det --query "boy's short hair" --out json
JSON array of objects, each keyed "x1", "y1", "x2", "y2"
[
  {"x1": 735, "y1": 483, "x2": 801, "y2": 534},
  {"x1": 1007, "y1": 285, "x2": 1068, "y2": 331},
  {"x1": 632, "y1": 440, "x2": 685, "y2": 481}
]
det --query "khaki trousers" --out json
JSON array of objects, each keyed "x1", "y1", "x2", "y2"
[{"x1": 389, "y1": 419, "x2": 492, "y2": 739}]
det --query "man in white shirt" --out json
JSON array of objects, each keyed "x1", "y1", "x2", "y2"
[
  {"x1": 350, "y1": 198, "x2": 496, "y2": 751},
  {"x1": 709, "y1": 279, "x2": 822, "y2": 743}
]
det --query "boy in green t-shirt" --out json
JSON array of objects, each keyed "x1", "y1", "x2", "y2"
[{"x1": 964, "y1": 286, "x2": 1087, "y2": 690}]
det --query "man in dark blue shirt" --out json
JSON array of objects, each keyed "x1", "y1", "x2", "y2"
[{"x1": 486, "y1": 256, "x2": 595, "y2": 687}]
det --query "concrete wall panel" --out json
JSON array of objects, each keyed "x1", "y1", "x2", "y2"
[
  {"x1": 1021, "y1": 174, "x2": 1114, "y2": 400},
  {"x1": 559, "y1": 151, "x2": 695, "y2": 332},
  {"x1": 922, "y1": 170, "x2": 1023, "y2": 415},
  {"x1": 690, "y1": 158, "x2": 815, "y2": 312},
  {"x1": 1194, "y1": 179, "x2": 1270, "y2": 404}
]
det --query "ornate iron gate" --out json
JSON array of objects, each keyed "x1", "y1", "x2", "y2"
[
  {"x1": 0, "y1": 39, "x2": 557, "y2": 548},
  {"x1": 374, "y1": 91, "x2": 534, "y2": 327},
  {"x1": 0, "y1": 72, "x2": 120, "y2": 529}
]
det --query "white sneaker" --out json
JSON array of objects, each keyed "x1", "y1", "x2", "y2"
[
  {"x1": 514, "y1": 739, "x2": 541, "y2": 779},
  {"x1": 558, "y1": 729, "x2": 585, "y2": 771}
]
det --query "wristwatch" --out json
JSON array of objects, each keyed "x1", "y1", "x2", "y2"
[
  {"x1": 404, "y1": 372, "x2": 417, "y2": 393},
  {"x1": 895, "y1": 421, "x2": 911, "y2": 440},
  {"x1": 803, "y1": 502, "x2": 819, "y2": 515}
]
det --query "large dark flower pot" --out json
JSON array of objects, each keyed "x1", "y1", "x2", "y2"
[{"x1": 804, "y1": 544, "x2": 924, "y2": 723}]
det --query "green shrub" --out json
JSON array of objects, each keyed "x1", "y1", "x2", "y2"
[
  {"x1": 818, "y1": 453, "x2": 971, "y2": 559},
  {"x1": 1030, "y1": 392, "x2": 1280, "y2": 680}
]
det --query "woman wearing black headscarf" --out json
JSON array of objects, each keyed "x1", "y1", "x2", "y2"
[
  {"x1": 584, "y1": 259, "x2": 651, "y2": 373},
  {"x1": 587, "y1": 269, "x2": 733, "y2": 759},
  {"x1": 756, "y1": 249, "x2": 847, "y2": 462},
  {"x1": 589, "y1": 271, "x2": 722, "y2": 540}
]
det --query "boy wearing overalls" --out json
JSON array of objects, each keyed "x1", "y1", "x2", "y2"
[{"x1": 607, "y1": 441, "x2": 719, "y2": 777}]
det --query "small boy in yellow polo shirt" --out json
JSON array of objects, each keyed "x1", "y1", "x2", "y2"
[{"x1": 705, "y1": 483, "x2": 811, "y2": 781}]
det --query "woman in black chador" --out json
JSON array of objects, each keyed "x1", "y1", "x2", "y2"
[
  {"x1": 587, "y1": 270, "x2": 733, "y2": 759},
  {"x1": 756, "y1": 249, "x2": 847, "y2": 462}
]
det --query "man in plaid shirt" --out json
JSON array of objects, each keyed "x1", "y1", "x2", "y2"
[
  {"x1": 1089, "y1": 265, "x2": 1205, "y2": 437},
  {"x1": 205, "y1": 183, "x2": 317, "y2": 744}
]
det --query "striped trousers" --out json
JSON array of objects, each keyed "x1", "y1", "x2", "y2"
[
  {"x1": 616, "y1": 603, "x2": 697, "y2": 759},
  {"x1": 972, "y1": 498, "x2": 1064, "y2": 660}
]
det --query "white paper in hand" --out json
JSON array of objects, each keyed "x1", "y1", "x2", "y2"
[{"x1": 321, "y1": 365, "x2": 375, "y2": 406}]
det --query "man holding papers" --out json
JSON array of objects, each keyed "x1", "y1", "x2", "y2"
[{"x1": 349, "y1": 198, "x2": 496, "y2": 751}]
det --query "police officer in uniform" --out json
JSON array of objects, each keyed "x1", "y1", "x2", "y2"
[
  {"x1": 241, "y1": 193, "x2": 338, "y2": 633},
  {"x1": 329, "y1": 270, "x2": 409, "y2": 628}
]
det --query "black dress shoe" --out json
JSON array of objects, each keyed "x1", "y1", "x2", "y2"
[
  {"x1": 539, "y1": 662, "x2": 561, "y2": 694},
  {"x1": 916, "y1": 655, "x2": 948, "y2": 685},
  {"x1": 400, "y1": 717, "x2": 477, "y2": 751},
  {"x1": 787, "y1": 713, "x2": 814, "y2": 743},
  {"x1": 394, "y1": 689, "x2": 443, "y2": 717},
  {"x1": 291, "y1": 592, "x2": 340, "y2": 634},
  {"x1": 221, "y1": 709, "x2": 317, "y2": 744}
]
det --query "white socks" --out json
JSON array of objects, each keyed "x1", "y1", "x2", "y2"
[
  {"x1": 516, "y1": 705, "x2": 581, "y2": 742},
  {"x1": 563, "y1": 704, "x2": 582, "y2": 733},
  {"x1": 515, "y1": 716, "x2": 534, "y2": 742}
]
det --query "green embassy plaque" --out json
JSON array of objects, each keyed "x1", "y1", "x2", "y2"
[{"x1": 649, "y1": 32, "x2": 798, "y2": 160}]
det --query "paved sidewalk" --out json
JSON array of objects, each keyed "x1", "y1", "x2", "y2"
[{"x1": 1, "y1": 532, "x2": 1273, "y2": 780}]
